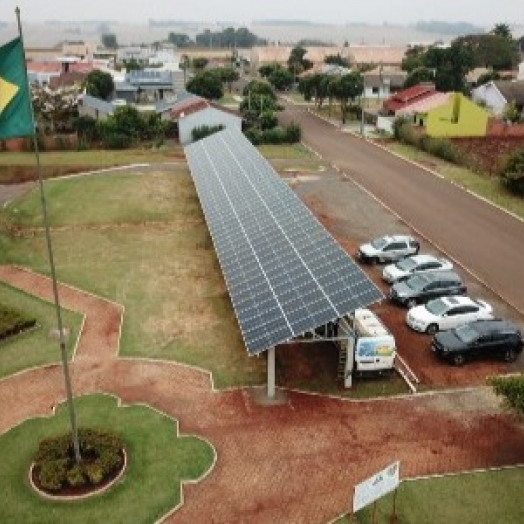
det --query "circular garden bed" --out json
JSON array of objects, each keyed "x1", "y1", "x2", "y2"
[{"x1": 30, "y1": 428, "x2": 126, "y2": 499}]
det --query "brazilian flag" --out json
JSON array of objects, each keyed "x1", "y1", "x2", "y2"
[{"x1": 0, "y1": 37, "x2": 34, "y2": 140}]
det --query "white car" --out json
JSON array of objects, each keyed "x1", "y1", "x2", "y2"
[
  {"x1": 357, "y1": 235, "x2": 419, "y2": 265},
  {"x1": 382, "y1": 254, "x2": 453, "y2": 284},
  {"x1": 406, "y1": 296, "x2": 493, "y2": 334}
]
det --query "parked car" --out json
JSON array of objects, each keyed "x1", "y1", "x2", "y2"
[
  {"x1": 389, "y1": 270, "x2": 466, "y2": 308},
  {"x1": 406, "y1": 296, "x2": 493, "y2": 334},
  {"x1": 431, "y1": 319, "x2": 524, "y2": 366},
  {"x1": 382, "y1": 254, "x2": 453, "y2": 284},
  {"x1": 357, "y1": 235, "x2": 419, "y2": 265}
]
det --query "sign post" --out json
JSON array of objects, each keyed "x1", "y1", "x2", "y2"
[{"x1": 352, "y1": 461, "x2": 400, "y2": 517}]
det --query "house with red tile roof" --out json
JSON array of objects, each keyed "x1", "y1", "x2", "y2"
[{"x1": 382, "y1": 84, "x2": 436, "y2": 115}]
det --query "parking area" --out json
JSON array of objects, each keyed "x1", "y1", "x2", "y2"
[{"x1": 285, "y1": 167, "x2": 524, "y2": 390}]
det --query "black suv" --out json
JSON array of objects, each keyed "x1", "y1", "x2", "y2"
[
  {"x1": 389, "y1": 270, "x2": 466, "y2": 308},
  {"x1": 431, "y1": 319, "x2": 523, "y2": 366}
]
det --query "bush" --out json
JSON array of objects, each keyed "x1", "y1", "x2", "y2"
[
  {"x1": 34, "y1": 428, "x2": 125, "y2": 493},
  {"x1": 420, "y1": 135, "x2": 464, "y2": 164},
  {"x1": 100, "y1": 131, "x2": 132, "y2": 150},
  {"x1": 500, "y1": 149, "x2": 524, "y2": 196},
  {"x1": 0, "y1": 305, "x2": 37, "y2": 341},
  {"x1": 191, "y1": 124, "x2": 225, "y2": 142},
  {"x1": 490, "y1": 375, "x2": 524, "y2": 414}
]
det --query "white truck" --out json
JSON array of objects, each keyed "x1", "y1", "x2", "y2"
[{"x1": 334, "y1": 309, "x2": 396, "y2": 388}]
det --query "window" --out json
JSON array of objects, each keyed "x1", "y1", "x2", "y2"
[{"x1": 372, "y1": 87, "x2": 379, "y2": 95}]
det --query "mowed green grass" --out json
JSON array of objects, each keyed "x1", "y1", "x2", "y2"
[
  {"x1": 337, "y1": 468, "x2": 524, "y2": 523},
  {"x1": 0, "y1": 394, "x2": 214, "y2": 523},
  {"x1": 384, "y1": 142, "x2": 524, "y2": 221},
  {"x1": 0, "y1": 148, "x2": 181, "y2": 167},
  {"x1": 0, "y1": 169, "x2": 266, "y2": 388},
  {"x1": 0, "y1": 283, "x2": 81, "y2": 379}
]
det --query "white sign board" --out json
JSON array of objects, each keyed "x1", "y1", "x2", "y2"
[{"x1": 353, "y1": 461, "x2": 400, "y2": 513}]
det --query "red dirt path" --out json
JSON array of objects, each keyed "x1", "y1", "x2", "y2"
[{"x1": 1, "y1": 265, "x2": 524, "y2": 523}]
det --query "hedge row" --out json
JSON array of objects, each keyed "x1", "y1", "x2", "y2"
[
  {"x1": 0, "y1": 305, "x2": 37, "y2": 341},
  {"x1": 34, "y1": 428, "x2": 125, "y2": 492},
  {"x1": 245, "y1": 123, "x2": 301, "y2": 145}
]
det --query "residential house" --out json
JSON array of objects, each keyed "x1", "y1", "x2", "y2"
[
  {"x1": 77, "y1": 94, "x2": 114, "y2": 121},
  {"x1": 416, "y1": 93, "x2": 490, "y2": 138},
  {"x1": 156, "y1": 91, "x2": 208, "y2": 122},
  {"x1": 382, "y1": 84, "x2": 436, "y2": 115},
  {"x1": 363, "y1": 67, "x2": 407, "y2": 101},
  {"x1": 472, "y1": 80, "x2": 524, "y2": 115},
  {"x1": 178, "y1": 107, "x2": 242, "y2": 145}
]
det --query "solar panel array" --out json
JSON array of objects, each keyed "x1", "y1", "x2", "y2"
[{"x1": 185, "y1": 129, "x2": 383, "y2": 355}]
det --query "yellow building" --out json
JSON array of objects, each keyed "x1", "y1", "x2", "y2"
[{"x1": 418, "y1": 93, "x2": 490, "y2": 137}]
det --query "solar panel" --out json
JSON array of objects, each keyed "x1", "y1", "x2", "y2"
[{"x1": 185, "y1": 129, "x2": 383, "y2": 355}]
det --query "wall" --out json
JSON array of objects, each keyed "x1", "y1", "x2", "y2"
[
  {"x1": 425, "y1": 94, "x2": 489, "y2": 138},
  {"x1": 487, "y1": 119, "x2": 524, "y2": 137}
]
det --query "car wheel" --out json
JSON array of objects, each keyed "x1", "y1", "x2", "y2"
[
  {"x1": 453, "y1": 353, "x2": 465, "y2": 366},
  {"x1": 426, "y1": 323, "x2": 439, "y2": 335},
  {"x1": 503, "y1": 348, "x2": 517, "y2": 363},
  {"x1": 406, "y1": 298, "x2": 417, "y2": 309}
]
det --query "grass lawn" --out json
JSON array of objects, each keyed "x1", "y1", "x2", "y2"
[
  {"x1": 0, "y1": 283, "x2": 81, "y2": 379},
  {"x1": 0, "y1": 394, "x2": 214, "y2": 523},
  {"x1": 383, "y1": 142, "x2": 524, "y2": 221},
  {"x1": 0, "y1": 148, "x2": 181, "y2": 167},
  {"x1": 336, "y1": 467, "x2": 524, "y2": 523},
  {"x1": 257, "y1": 143, "x2": 316, "y2": 160},
  {"x1": 0, "y1": 169, "x2": 266, "y2": 389}
]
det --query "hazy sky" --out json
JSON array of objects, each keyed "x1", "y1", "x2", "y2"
[{"x1": 1, "y1": 0, "x2": 523, "y2": 26}]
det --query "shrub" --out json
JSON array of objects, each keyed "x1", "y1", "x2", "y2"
[
  {"x1": 100, "y1": 131, "x2": 132, "y2": 150},
  {"x1": 34, "y1": 428, "x2": 125, "y2": 493},
  {"x1": 284, "y1": 122, "x2": 301, "y2": 143},
  {"x1": 490, "y1": 375, "x2": 524, "y2": 414},
  {"x1": 500, "y1": 149, "x2": 524, "y2": 196},
  {"x1": 191, "y1": 124, "x2": 225, "y2": 142},
  {"x1": 420, "y1": 136, "x2": 463, "y2": 164},
  {"x1": 0, "y1": 305, "x2": 37, "y2": 341}
]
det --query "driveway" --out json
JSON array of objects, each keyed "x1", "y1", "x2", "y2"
[{"x1": 280, "y1": 106, "x2": 524, "y2": 314}]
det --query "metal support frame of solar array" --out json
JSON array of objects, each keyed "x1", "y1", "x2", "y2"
[{"x1": 185, "y1": 129, "x2": 383, "y2": 356}]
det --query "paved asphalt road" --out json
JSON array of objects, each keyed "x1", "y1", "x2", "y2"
[{"x1": 280, "y1": 106, "x2": 524, "y2": 314}]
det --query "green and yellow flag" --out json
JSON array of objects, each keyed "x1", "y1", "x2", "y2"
[{"x1": 0, "y1": 37, "x2": 34, "y2": 140}]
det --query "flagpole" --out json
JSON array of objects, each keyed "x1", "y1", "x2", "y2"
[{"x1": 15, "y1": 7, "x2": 81, "y2": 464}]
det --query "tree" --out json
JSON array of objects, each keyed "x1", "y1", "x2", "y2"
[
  {"x1": 475, "y1": 70, "x2": 501, "y2": 86},
  {"x1": 492, "y1": 23, "x2": 512, "y2": 40},
  {"x1": 425, "y1": 41, "x2": 474, "y2": 92},
  {"x1": 195, "y1": 27, "x2": 265, "y2": 48},
  {"x1": 404, "y1": 67, "x2": 435, "y2": 88},
  {"x1": 101, "y1": 33, "x2": 117, "y2": 49},
  {"x1": 258, "y1": 63, "x2": 281, "y2": 78},
  {"x1": 83, "y1": 70, "x2": 115, "y2": 101},
  {"x1": 324, "y1": 54, "x2": 350, "y2": 68},
  {"x1": 288, "y1": 46, "x2": 313, "y2": 76},
  {"x1": 212, "y1": 67, "x2": 239, "y2": 93},
  {"x1": 186, "y1": 71, "x2": 223, "y2": 100},
  {"x1": 268, "y1": 68, "x2": 294, "y2": 91},
  {"x1": 123, "y1": 58, "x2": 142, "y2": 72},
  {"x1": 401, "y1": 46, "x2": 426, "y2": 72},
  {"x1": 454, "y1": 34, "x2": 519, "y2": 71},
  {"x1": 192, "y1": 57, "x2": 209, "y2": 71},
  {"x1": 330, "y1": 72, "x2": 364, "y2": 124},
  {"x1": 168, "y1": 32, "x2": 192, "y2": 48}
]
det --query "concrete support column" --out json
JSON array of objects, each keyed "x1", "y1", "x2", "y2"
[{"x1": 267, "y1": 347, "x2": 276, "y2": 399}]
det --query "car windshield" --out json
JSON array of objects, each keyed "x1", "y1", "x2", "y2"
[
  {"x1": 405, "y1": 275, "x2": 426, "y2": 290},
  {"x1": 371, "y1": 237, "x2": 388, "y2": 249},
  {"x1": 425, "y1": 299, "x2": 448, "y2": 316},
  {"x1": 396, "y1": 258, "x2": 417, "y2": 271},
  {"x1": 455, "y1": 324, "x2": 479, "y2": 344}
]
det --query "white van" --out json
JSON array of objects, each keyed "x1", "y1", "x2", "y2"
[{"x1": 335, "y1": 309, "x2": 396, "y2": 388}]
